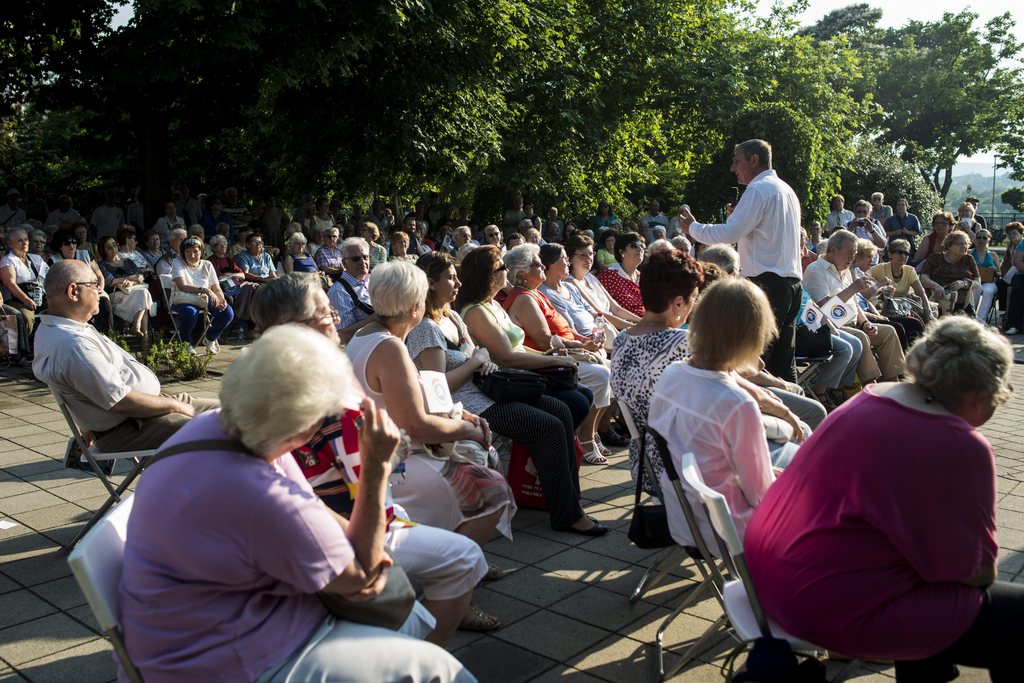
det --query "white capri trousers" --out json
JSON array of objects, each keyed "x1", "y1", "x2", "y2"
[
  {"x1": 577, "y1": 360, "x2": 612, "y2": 409},
  {"x1": 256, "y1": 609, "x2": 476, "y2": 683},
  {"x1": 386, "y1": 523, "x2": 488, "y2": 601}
]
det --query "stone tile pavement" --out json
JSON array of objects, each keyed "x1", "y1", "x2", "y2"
[{"x1": 2, "y1": 340, "x2": 1024, "y2": 682}]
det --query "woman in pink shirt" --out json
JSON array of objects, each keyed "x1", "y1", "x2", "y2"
[{"x1": 745, "y1": 317, "x2": 1017, "y2": 681}]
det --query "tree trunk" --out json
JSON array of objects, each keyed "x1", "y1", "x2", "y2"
[{"x1": 939, "y1": 166, "x2": 953, "y2": 199}]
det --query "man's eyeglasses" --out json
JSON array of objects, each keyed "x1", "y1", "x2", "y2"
[
  {"x1": 304, "y1": 307, "x2": 340, "y2": 325},
  {"x1": 344, "y1": 254, "x2": 370, "y2": 262},
  {"x1": 889, "y1": 250, "x2": 910, "y2": 256},
  {"x1": 573, "y1": 251, "x2": 594, "y2": 259},
  {"x1": 74, "y1": 280, "x2": 102, "y2": 291}
]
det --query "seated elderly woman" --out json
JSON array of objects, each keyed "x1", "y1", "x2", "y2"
[
  {"x1": 563, "y1": 234, "x2": 639, "y2": 331},
  {"x1": 913, "y1": 211, "x2": 955, "y2": 267},
  {"x1": 870, "y1": 238, "x2": 933, "y2": 322},
  {"x1": 1, "y1": 228, "x2": 48, "y2": 336},
  {"x1": 745, "y1": 317, "x2": 1018, "y2": 681},
  {"x1": 116, "y1": 226, "x2": 150, "y2": 272},
  {"x1": 283, "y1": 230, "x2": 318, "y2": 274},
  {"x1": 207, "y1": 233, "x2": 245, "y2": 288},
  {"x1": 97, "y1": 236, "x2": 153, "y2": 340},
  {"x1": 650, "y1": 278, "x2": 802, "y2": 548},
  {"x1": 249, "y1": 275, "x2": 496, "y2": 642},
  {"x1": 409, "y1": 252, "x2": 603, "y2": 534},
  {"x1": 610, "y1": 249, "x2": 703, "y2": 493},
  {"x1": 502, "y1": 243, "x2": 614, "y2": 465},
  {"x1": 232, "y1": 231, "x2": 278, "y2": 324},
  {"x1": 389, "y1": 230, "x2": 418, "y2": 262},
  {"x1": 456, "y1": 245, "x2": 594, "y2": 432},
  {"x1": 119, "y1": 324, "x2": 474, "y2": 683},
  {"x1": 171, "y1": 236, "x2": 234, "y2": 354},
  {"x1": 597, "y1": 232, "x2": 646, "y2": 317},
  {"x1": 920, "y1": 230, "x2": 981, "y2": 316},
  {"x1": 361, "y1": 221, "x2": 389, "y2": 269},
  {"x1": 852, "y1": 238, "x2": 925, "y2": 350}
]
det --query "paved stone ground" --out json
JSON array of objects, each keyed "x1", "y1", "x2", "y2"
[{"x1": 2, "y1": 339, "x2": 1023, "y2": 682}]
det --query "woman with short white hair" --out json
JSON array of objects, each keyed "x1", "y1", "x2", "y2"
[
  {"x1": 502, "y1": 243, "x2": 615, "y2": 464},
  {"x1": 119, "y1": 324, "x2": 474, "y2": 683},
  {"x1": 283, "y1": 231, "x2": 317, "y2": 274},
  {"x1": 346, "y1": 261, "x2": 516, "y2": 633}
]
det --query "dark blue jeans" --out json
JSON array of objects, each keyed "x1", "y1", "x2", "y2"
[{"x1": 172, "y1": 302, "x2": 234, "y2": 343}]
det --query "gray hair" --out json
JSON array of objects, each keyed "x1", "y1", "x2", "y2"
[
  {"x1": 735, "y1": 139, "x2": 772, "y2": 168},
  {"x1": 504, "y1": 243, "x2": 540, "y2": 286},
  {"x1": 44, "y1": 259, "x2": 90, "y2": 299},
  {"x1": 647, "y1": 239, "x2": 674, "y2": 256},
  {"x1": 368, "y1": 260, "x2": 428, "y2": 321},
  {"x1": 210, "y1": 234, "x2": 228, "y2": 248},
  {"x1": 30, "y1": 229, "x2": 46, "y2": 242},
  {"x1": 249, "y1": 273, "x2": 320, "y2": 332},
  {"x1": 4, "y1": 228, "x2": 26, "y2": 246},
  {"x1": 219, "y1": 325, "x2": 356, "y2": 457},
  {"x1": 288, "y1": 232, "x2": 307, "y2": 246},
  {"x1": 169, "y1": 227, "x2": 188, "y2": 241},
  {"x1": 906, "y1": 317, "x2": 1013, "y2": 414},
  {"x1": 341, "y1": 237, "x2": 368, "y2": 255},
  {"x1": 699, "y1": 244, "x2": 740, "y2": 275},
  {"x1": 454, "y1": 226, "x2": 472, "y2": 239},
  {"x1": 826, "y1": 229, "x2": 857, "y2": 254},
  {"x1": 671, "y1": 235, "x2": 692, "y2": 253}
]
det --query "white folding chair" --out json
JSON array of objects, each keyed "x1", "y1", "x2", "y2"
[
  {"x1": 678, "y1": 453, "x2": 859, "y2": 682},
  {"x1": 621, "y1": 402, "x2": 685, "y2": 605},
  {"x1": 159, "y1": 273, "x2": 208, "y2": 346},
  {"x1": 51, "y1": 389, "x2": 154, "y2": 551},
  {"x1": 67, "y1": 493, "x2": 144, "y2": 683},
  {"x1": 648, "y1": 429, "x2": 732, "y2": 680}
]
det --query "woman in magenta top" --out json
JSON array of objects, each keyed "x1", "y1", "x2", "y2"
[
  {"x1": 597, "y1": 232, "x2": 646, "y2": 317},
  {"x1": 744, "y1": 316, "x2": 1017, "y2": 681}
]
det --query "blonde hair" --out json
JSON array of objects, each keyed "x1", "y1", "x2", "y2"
[
  {"x1": 942, "y1": 230, "x2": 970, "y2": 251},
  {"x1": 219, "y1": 325, "x2": 355, "y2": 457},
  {"x1": 906, "y1": 317, "x2": 1013, "y2": 413},
  {"x1": 688, "y1": 278, "x2": 777, "y2": 372},
  {"x1": 958, "y1": 202, "x2": 976, "y2": 218},
  {"x1": 855, "y1": 238, "x2": 877, "y2": 260},
  {"x1": 368, "y1": 260, "x2": 427, "y2": 320}
]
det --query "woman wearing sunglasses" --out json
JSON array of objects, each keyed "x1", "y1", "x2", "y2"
[{"x1": 869, "y1": 239, "x2": 933, "y2": 325}]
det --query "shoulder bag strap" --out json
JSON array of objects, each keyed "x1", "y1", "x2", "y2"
[
  {"x1": 339, "y1": 277, "x2": 375, "y2": 316},
  {"x1": 144, "y1": 438, "x2": 256, "y2": 469}
]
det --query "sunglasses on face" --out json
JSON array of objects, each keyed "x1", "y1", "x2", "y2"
[
  {"x1": 627, "y1": 241, "x2": 645, "y2": 250},
  {"x1": 63, "y1": 240, "x2": 78, "y2": 246},
  {"x1": 493, "y1": 262, "x2": 508, "y2": 273}
]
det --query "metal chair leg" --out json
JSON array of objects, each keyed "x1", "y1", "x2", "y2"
[
  {"x1": 62, "y1": 459, "x2": 147, "y2": 553},
  {"x1": 658, "y1": 611, "x2": 729, "y2": 680},
  {"x1": 630, "y1": 546, "x2": 684, "y2": 604}
]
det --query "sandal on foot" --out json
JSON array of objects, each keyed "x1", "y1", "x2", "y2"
[
  {"x1": 593, "y1": 435, "x2": 611, "y2": 456},
  {"x1": 482, "y1": 563, "x2": 503, "y2": 582},
  {"x1": 580, "y1": 442, "x2": 609, "y2": 465},
  {"x1": 459, "y1": 604, "x2": 500, "y2": 632}
]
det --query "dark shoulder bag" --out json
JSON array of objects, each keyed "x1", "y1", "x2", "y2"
[
  {"x1": 627, "y1": 432, "x2": 674, "y2": 549},
  {"x1": 149, "y1": 438, "x2": 415, "y2": 630},
  {"x1": 474, "y1": 368, "x2": 547, "y2": 403}
]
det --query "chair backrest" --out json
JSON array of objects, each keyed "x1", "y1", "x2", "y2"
[
  {"x1": 617, "y1": 401, "x2": 642, "y2": 442},
  {"x1": 158, "y1": 273, "x2": 175, "y2": 305},
  {"x1": 67, "y1": 492, "x2": 135, "y2": 633},
  {"x1": 648, "y1": 428, "x2": 727, "y2": 590},
  {"x1": 50, "y1": 388, "x2": 92, "y2": 456},
  {"x1": 678, "y1": 452, "x2": 772, "y2": 638}
]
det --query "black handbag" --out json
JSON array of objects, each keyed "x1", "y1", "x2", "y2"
[
  {"x1": 473, "y1": 368, "x2": 547, "y2": 403},
  {"x1": 318, "y1": 548, "x2": 416, "y2": 630},
  {"x1": 794, "y1": 324, "x2": 832, "y2": 358},
  {"x1": 627, "y1": 435, "x2": 674, "y2": 549},
  {"x1": 535, "y1": 364, "x2": 579, "y2": 391}
]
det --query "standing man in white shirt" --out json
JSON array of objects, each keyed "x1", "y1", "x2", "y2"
[
  {"x1": 679, "y1": 139, "x2": 803, "y2": 381},
  {"x1": 90, "y1": 189, "x2": 125, "y2": 241}
]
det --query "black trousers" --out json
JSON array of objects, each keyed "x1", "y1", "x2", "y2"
[
  {"x1": 895, "y1": 581, "x2": 1024, "y2": 682},
  {"x1": 748, "y1": 272, "x2": 802, "y2": 382},
  {"x1": 1004, "y1": 274, "x2": 1024, "y2": 329}
]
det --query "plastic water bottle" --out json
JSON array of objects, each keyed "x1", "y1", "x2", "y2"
[{"x1": 593, "y1": 313, "x2": 606, "y2": 345}]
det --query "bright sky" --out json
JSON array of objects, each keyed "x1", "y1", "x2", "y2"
[{"x1": 786, "y1": 0, "x2": 1024, "y2": 166}]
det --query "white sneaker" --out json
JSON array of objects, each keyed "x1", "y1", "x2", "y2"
[
  {"x1": 1006, "y1": 327, "x2": 1020, "y2": 336},
  {"x1": 187, "y1": 345, "x2": 197, "y2": 355},
  {"x1": 208, "y1": 341, "x2": 220, "y2": 355}
]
